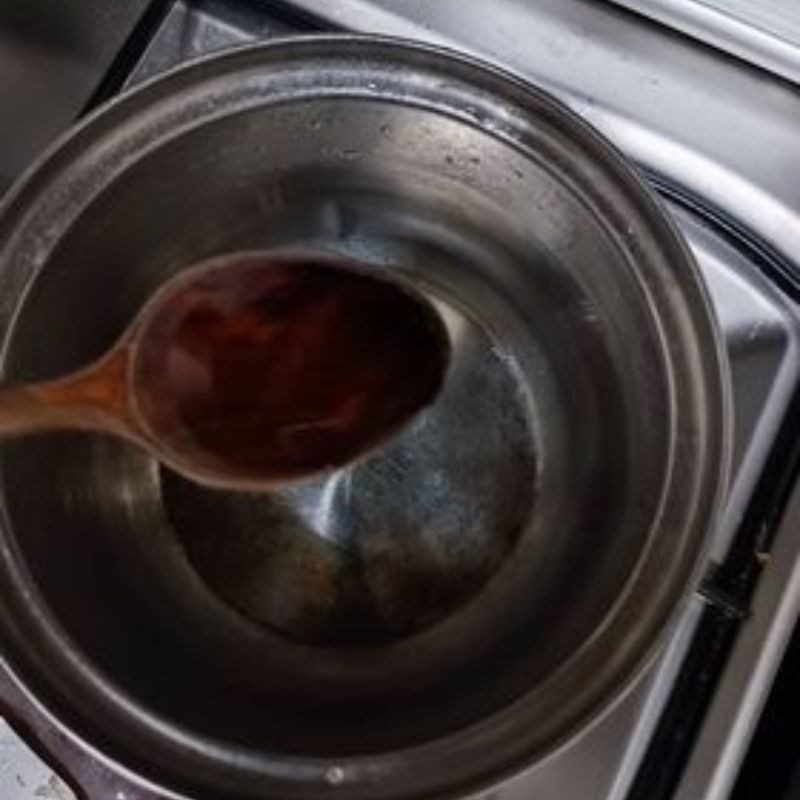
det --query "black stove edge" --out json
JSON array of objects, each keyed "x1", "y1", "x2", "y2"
[
  {"x1": 627, "y1": 177, "x2": 800, "y2": 800},
  {"x1": 79, "y1": 0, "x2": 332, "y2": 116},
  {"x1": 80, "y1": 0, "x2": 178, "y2": 115},
  {"x1": 732, "y1": 608, "x2": 800, "y2": 800}
]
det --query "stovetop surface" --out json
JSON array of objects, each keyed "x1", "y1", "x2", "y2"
[{"x1": 0, "y1": 2, "x2": 799, "y2": 800}]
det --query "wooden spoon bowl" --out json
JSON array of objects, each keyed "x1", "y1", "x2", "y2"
[{"x1": 0, "y1": 251, "x2": 450, "y2": 490}]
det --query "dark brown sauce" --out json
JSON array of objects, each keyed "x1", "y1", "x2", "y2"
[{"x1": 133, "y1": 254, "x2": 449, "y2": 482}]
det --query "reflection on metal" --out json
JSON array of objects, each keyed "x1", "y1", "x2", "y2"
[
  {"x1": 606, "y1": 0, "x2": 800, "y2": 86},
  {"x1": 283, "y1": 0, "x2": 800, "y2": 269}
]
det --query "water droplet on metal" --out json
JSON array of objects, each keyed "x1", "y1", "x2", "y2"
[{"x1": 326, "y1": 766, "x2": 345, "y2": 785}]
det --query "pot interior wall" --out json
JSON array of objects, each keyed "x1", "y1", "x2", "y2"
[{"x1": 0, "y1": 96, "x2": 667, "y2": 757}]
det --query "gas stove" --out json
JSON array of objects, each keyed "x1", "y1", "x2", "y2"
[{"x1": 0, "y1": 2, "x2": 799, "y2": 799}]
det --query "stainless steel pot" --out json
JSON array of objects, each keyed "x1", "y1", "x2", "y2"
[{"x1": 0, "y1": 35, "x2": 730, "y2": 800}]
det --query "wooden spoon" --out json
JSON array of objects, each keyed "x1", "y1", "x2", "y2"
[{"x1": 0, "y1": 251, "x2": 450, "y2": 490}]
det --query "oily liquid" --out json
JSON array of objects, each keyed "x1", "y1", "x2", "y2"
[{"x1": 134, "y1": 255, "x2": 450, "y2": 482}]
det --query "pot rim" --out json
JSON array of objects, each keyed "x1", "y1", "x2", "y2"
[{"x1": 0, "y1": 33, "x2": 732, "y2": 800}]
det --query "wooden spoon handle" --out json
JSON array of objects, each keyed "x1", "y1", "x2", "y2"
[{"x1": 0, "y1": 348, "x2": 134, "y2": 438}]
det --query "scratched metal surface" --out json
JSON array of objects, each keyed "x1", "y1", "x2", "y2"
[{"x1": 0, "y1": 720, "x2": 74, "y2": 800}]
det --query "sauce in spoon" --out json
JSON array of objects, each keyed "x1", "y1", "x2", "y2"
[{"x1": 0, "y1": 251, "x2": 450, "y2": 489}]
